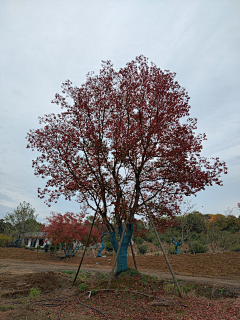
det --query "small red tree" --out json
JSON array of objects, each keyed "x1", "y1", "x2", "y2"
[
  {"x1": 27, "y1": 56, "x2": 227, "y2": 271},
  {"x1": 42, "y1": 212, "x2": 101, "y2": 258}
]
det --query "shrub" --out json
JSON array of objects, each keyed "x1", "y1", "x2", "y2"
[
  {"x1": 91, "y1": 289, "x2": 99, "y2": 296},
  {"x1": 104, "y1": 239, "x2": 113, "y2": 252},
  {"x1": 62, "y1": 270, "x2": 75, "y2": 275},
  {"x1": 145, "y1": 231, "x2": 156, "y2": 243},
  {"x1": 134, "y1": 236, "x2": 144, "y2": 245},
  {"x1": 118, "y1": 268, "x2": 140, "y2": 278},
  {"x1": 50, "y1": 244, "x2": 57, "y2": 252},
  {"x1": 0, "y1": 234, "x2": 12, "y2": 247},
  {"x1": 168, "y1": 247, "x2": 177, "y2": 254},
  {"x1": 0, "y1": 305, "x2": 13, "y2": 311},
  {"x1": 29, "y1": 287, "x2": 41, "y2": 301},
  {"x1": 44, "y1": 244, "x2": 50, "y2": 252},
  {"x1": 189, "y1": 241, "x2": 208, "y2": 254},
  {"x1": 137, "y1": 243, "x2": 148, "y2": 255},
  {"x1": 78, "y1": 283, "x2": 88, "y2": 292}
]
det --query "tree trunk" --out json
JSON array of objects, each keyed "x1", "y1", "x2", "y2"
[{"x1": 110, "y1": 223, "x2": 134, "y2": 273}]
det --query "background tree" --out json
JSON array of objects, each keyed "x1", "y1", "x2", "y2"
[
  {"x1": 42, "y1": 212, "x2": 101, "y2": 258},
  {"x1": 26, "y1": 56, "x2": 227, "y2": 272},
  {"x1": 206, "y1": 213, "x2": 240, "y2": 252},
  {"x1": 0, "y1": 219, "x2": 13, "y2": 234},
  {"x1": 4, "y1": 202, "x2": 40, "y2": 245}
]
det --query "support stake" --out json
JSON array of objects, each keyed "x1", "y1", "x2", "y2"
[
  {"x1": 130, "y1": 241, "x2": 138, "y2": 271},
  {"x1": 140, "y1": 193, "x2": 183, "y2": 298},
  {"x1": 72, "y1": 211, "x2": 97, "y2": 286}
]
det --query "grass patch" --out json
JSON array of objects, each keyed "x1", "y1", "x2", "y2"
[{"x1": 61, "y1": 270, "x2": 75, "y2": 275}]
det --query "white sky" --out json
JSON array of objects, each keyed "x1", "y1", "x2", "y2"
[{"x1": 0, "y1": 0, "x2": 239, "y2": 222}]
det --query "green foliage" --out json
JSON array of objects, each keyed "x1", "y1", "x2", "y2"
[
  {"x1": 164, "y1": 283, "x2": 178, "y2": 294},
  {"x1": 182, "y1": 284, "x2": 191, "y2": 293},
  {"x1": 157, "y1": 211, "x2": 240, "y2": 253},
  {"x1": 145, "y1": 230, "x2": 156, "y2": 243},
  {"x1": 189, "y1": 241, "x2": 208, "y2": 254},
  {"x1": 219, "y1": 231, "x2": 240, "y2": 251},
  {"x1": 118, "y1": 268, "x2": 140, "y2": 278},
  {"x1": 29, "y1": 287, "x2": 41, "y2": 301},
  {"x1": 0, "y1": 233, "x2": 12, "y2": 247},
  {"x1": 186, "y1": 212, "x2": 208, "y2": 233},
  {"x1": 104, "y1": 235, "x2": 113, "y2": 252},
  {"x1": 44, "y1": 244, "x2": 50, "y2": 252},
  {"x1": 0, "y1": 305, "x2": 13, "y2": 311},
  {"x1": 140, "y1": 275, "x2": 150, "y2": 286},
  {"x1": 4, "y1": 202, "x2": 40, "y2": 238},
  {"x1": 161, "y1": 231, "x2": 172, "y2": 244},
  {"x1": 168, "y1": 247, "x2": 177, "y2": 254},
  {"x1": 99, "y1": 273, "x2": 108, "y2": 281},
  {"x1": 225, "y1": 215, "x2": 240, "y2": 233},
  {"x1": 78, "y1": 283, "x2": 88, "y2": 292},
  {"x1": 137, "y1": 243, "x2": 148, "y2": 255},
  {"x1": 0, "y1": 219, "x2": 13, "y2": 234},
  {"x1": 62, "y1": 270, "x2": 75, "y2": 275},
  {"x1": 50, "y1": 244, "x2": 58, "y2": 252},
  {"x1": 134, "y1": 236, "x2": 144, "y2": 245},
  {"x1": 153, "y1": 237, "x2": 160, "y2": 246},
  {"x1": 90, "y1": 289, "x2": 99, "y2": 295}
]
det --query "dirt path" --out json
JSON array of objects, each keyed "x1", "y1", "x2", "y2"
[{"x1": 1, "y1": 259, "x2": 240, "y2": 293}]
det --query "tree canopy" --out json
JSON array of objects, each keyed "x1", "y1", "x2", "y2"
[
  {"x1": 42, "y1": 212, "x2": 101, "y2": 257},
  {"x1": 4, "y1": 201, "x2": 40, "y2": 237},
  {"x1": 26, "y1": 56, "x2": 227, "y2": 232}
]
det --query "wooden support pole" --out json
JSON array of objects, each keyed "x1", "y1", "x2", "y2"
[
  {"x1": 130, "y1": 241, "x2": 138, "y2": 271},
  {"x1": 140, "y1": 193, "x2": 183, "y2": 298},
  {"x1": 72, "y1": 211, "x2": 97, "y2": 286}
]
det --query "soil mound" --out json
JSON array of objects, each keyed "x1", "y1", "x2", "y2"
[{"x1": 0, "y1": 271, "x2": 69, "y2": 298}]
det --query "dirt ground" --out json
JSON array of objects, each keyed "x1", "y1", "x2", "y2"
[
  {"x1": 0, "y1": 247, "x2": 239, "y2": 279},
  {"x1": 0, "y1": 248, "x2": 240, "y2": 319},
  {"x1": 0, "y1": 247, "x2": 239, "y2": 299}
]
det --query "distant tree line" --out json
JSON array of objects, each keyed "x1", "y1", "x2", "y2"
[
  {"x1": 101, "y1": 211, "x2": 240, "y2": 255},
  {"x1": 1, "y1": 203, "x2": 240, "y2": 255},
  {"x1": 131, "y1": 212, "x2": 240, "y2": 255},
  {"x1": 0, "y1": 202, "x2": 41, "y2": 247}
]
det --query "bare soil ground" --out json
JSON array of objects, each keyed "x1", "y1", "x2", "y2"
[
  {"x1": 0, "y1": 247, "x2": 239, "y2": 298},
  {"x1": 0, "y1": 247, "x2": 239, "y2": 279},
  {"x1": 0, "y1": 248, "x2": 240, "y2": 319}
]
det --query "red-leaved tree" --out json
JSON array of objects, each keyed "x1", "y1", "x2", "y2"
[
  {"x1": 27, "y1": 56, "x2": 227, "y2": 271},
  {"x1": 42, "y1": 212, "x2": 101, "y2": 258}
]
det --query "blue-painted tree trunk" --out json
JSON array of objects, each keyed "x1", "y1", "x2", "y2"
[
  {"x1": 97, "y1": 231, "x2": 109, "y2": 257},
  {"x1": 12, "y1": 235, "x2": 22, "y2": 246},
  {"x1": 97, "y1": 237, "x2": 105, "y2": 257},
  {"x1": 172, "y1": 236, "x2": 182, "y2": 254},
  {"x1": 61, "y1": 242, "x2": 82, "y2": 258},
  {"x1": 110, "y1": 223, "x2": 134, "y2": 273}
]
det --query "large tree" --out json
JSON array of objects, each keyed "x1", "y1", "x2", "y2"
[
  {"x1": 26, "y1": 56, "x2": 227, "y2": 272},
  {"x1": 4, "y1": 201, "x2": 41, "y2": 244}
]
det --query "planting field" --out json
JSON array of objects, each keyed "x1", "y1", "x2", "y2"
[
  {"x1": 0, "y1": 247, "x2": 239, "y2": 279},
  {"x1": 0, "y1": 248, "x2": 240, "y2": 319}
]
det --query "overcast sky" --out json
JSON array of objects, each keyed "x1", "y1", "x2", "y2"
[{"x1": 0, "y1": 0, "x2": 239, "y2": 223}]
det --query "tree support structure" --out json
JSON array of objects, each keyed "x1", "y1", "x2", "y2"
[
  {"x1": 72, "y1": 211, "x2": 97, "y2": 286},
  {"x1": 140, "y1": 192, "x2": 183, "y2": 298}
]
